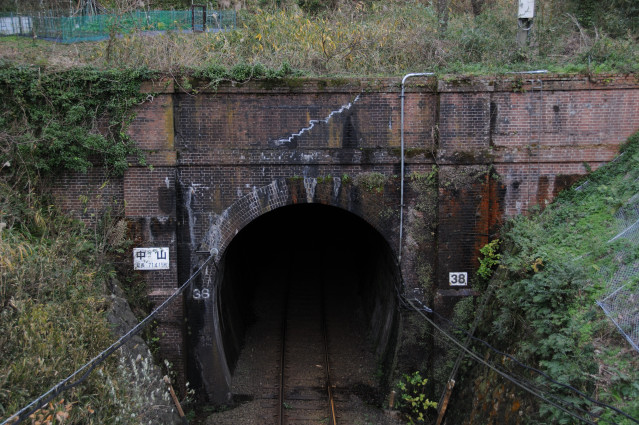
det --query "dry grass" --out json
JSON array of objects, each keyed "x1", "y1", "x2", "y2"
[
  {"x1": 1, "y1": 0, "x2": 637, "y2": 76},
  {"x1": 0, "y1": 179, "x2": 163, "y2": 424},
  {"x1": 0, "y1": 37, "x2": 90, "y2": 69}
]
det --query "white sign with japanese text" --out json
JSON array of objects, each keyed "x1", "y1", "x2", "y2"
[{"x1": 133, "y1": 247, "x2": 170, "y2": 270}]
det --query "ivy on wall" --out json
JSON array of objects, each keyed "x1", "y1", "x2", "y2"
[{"x1": 0, "y1": 64, "x2": 154, "y2": 177}]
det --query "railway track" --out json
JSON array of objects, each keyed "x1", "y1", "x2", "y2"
[
  {"x1": 204, "y1": 261, "x2": 399, "y2": 425},
  {"x1": 278, "y1": 274, "x2": 337, "y2": 425}
]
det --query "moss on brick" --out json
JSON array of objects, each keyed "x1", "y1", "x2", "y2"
[
  {"x1": 354, "y1": 172, "x2": 389, "y2": 194},
  {"x1": 389, "y1": 147, "x2": 429, "y2": 159},
  {"x1": 440, "y1": 165, "x2": 490, "y2": 192}
]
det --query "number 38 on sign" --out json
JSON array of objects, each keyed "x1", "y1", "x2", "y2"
[{"x1": 449, "y1": 272, "x2": 468, "y2": 286}]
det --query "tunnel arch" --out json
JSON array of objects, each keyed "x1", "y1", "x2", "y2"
[
  {"x1": 188, "y1": 198, "x2": 403, "y2": 404},
  {"x1": 201, "y1": 177, "x2": 399, "y2": 262}
]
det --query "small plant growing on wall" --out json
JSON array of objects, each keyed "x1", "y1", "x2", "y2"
[
  {"x1": 354, "y1": 172, "x2": 388, "y2": 194},
  {"x1": 477, "y1": 239, "x2": 501, "y2": 282},
  {"x1": 395, "y1": 371, "x2": 437, "y2": 424}
]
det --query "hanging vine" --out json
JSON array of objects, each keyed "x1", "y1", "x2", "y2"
[{"x1": 0, "y1": 64, "x2": 154, "y2": 178}]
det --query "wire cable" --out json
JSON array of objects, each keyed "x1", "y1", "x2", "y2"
[
  {"x1": 420, "y1": 299, "x2": 639, "y2": 425},
  {"x1": 409, "y1": 297, "x2": 627, "y2": 424},
  {"x1": 435, "y1": 283, "x2": 497, "y2": 417},
  {"x1": 1, "y1": 254, "x2": 216, "y2": 425},
  {"x1": 403, "y1": 297, "x2": 598, "y2": 425},
  {"x1": 391, "y1": 285, "x2": 605, "y2": 422}
]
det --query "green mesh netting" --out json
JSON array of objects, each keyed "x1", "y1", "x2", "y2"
[{"x1": 0, "y1": 9, "x2": 236, "y2": 43}]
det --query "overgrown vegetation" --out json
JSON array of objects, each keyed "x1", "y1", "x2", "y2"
[
  {"x1": 1, "y1": 0, "x2": 639, "y2": 76},
  {"x1": 0, "y1": 64, "x2": 169, "y2": 424},
  {"x1": 0, "y1": 64, "x2": 152, "y2": 177},
  {"x1": 0, "y1": 182, "x2": 136, "y2": 423},
  {"x1": 1, "y1": 1, "x2": 638, "y2": 423},
  {"x1": 190, "y1": 61, "x2": 301, "y2": 90},
  {"x1": 476, "y1": 238, "x2": 501, "y2": 282},
  {"x1": 449, "y1": 132, "x2": 639, "y2": 423},
  {"x1": 354, "y1": 171, "x2": 388, "y2": 193}
]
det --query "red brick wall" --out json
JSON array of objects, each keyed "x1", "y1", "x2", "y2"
[
  {"x1": 50, "y1": 169, "x2": 123, "y2": 225},
  {"x1": 50, "y1": 74, "x2": 639, "y2": 397}
]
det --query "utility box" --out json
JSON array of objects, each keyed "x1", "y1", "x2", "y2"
[{"x1": 518, "y1": 0, "x2": 535, "y2": 19}]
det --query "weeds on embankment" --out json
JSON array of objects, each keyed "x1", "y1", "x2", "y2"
[
  {"x1": 448, "y1": 132, "x2": 639, "y2": 423},
  {"x1": 1, "y1": 0, "x2": 638, "y2": 76},
  {"x1": 0, "y1": 65, "x2": 170, "y2": 424}
]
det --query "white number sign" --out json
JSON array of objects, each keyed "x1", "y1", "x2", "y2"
[
  {"x1": 449, "y1": 272, "x2": 468, "y2": 286},
  {"x1": 192, "y1": 288, "x2": 210, "y2": 300}
]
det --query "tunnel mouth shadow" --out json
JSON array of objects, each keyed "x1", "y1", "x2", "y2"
[{"x1": 213, "y1": 203, "x2": 402, "y2": 405}]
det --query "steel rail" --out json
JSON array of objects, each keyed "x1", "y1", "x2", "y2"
[
  {"x1": 278, "y1": 276, "x2": 290, "y2": 425},
  {"x1": 278, "y1": 274, "x2": 337, "y2": 425},
  {"x1": 321, "y1": 279, "x2": 338, "y2": 425}
]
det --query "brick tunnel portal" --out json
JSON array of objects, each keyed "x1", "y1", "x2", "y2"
[
  {"x1": 47, "y1": 74, "x2": 639, "y2": 417},
  {"x1": 198, "y1": 204, "x2": 402, "y2": 410}
]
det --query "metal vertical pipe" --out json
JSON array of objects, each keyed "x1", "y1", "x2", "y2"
[{"x1": 399, "y1": 73, "x2": 434, "y2": 264}]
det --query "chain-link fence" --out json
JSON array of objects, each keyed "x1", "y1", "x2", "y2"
[
  {"x1": 0, "y1": 9, "x2": 236, "y2": 43},
  {"x1": 597, "y1": 191, "x2": 639, "y2": 352}
]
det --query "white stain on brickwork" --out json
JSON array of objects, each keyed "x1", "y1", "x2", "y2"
[
  {"x1": 182, "y1": 183, "x2": 209, "y2": 250},
  {"x1": 206, "y1": 208, "x2": 229, "y2": 257},
  {"x1": 185, "y1": 186, "x2": 197, "y2": 250},
  {"x1": 204, "y1": 179, "x2": 290, "y2": 256},
  {"x1": 304, "y1": 177, "x2": 317, "y2": 203},
  {"x1": 333, "y1": 177, "x2": 341, "y2": 199},
  {"x1": 249, "y1": 186, "x2": 260, "y2": 212},
  {"x1": 266, "y1": 180, "x2": 281, "y2": 206},
  {"x1": 272, "y1": 94, "x2": 361, "y2": 146},
  {"x1": 301, "y1": 152, "x2": 318, "y2": 163}
]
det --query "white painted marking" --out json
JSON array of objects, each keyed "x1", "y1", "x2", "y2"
[{"x1": 272, "y1": 95, "x2": 361, "y2": 146}]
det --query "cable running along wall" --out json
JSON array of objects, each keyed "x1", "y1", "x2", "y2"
[{"x1": 0, "y1": 254, "x2": 216, "y2": 425}]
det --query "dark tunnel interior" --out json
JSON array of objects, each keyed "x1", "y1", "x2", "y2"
[{"x1": 215, "y1": 203, "x2": 402, "y2": 392}]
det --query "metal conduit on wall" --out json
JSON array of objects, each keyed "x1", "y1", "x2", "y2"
[{"x1": 399, "y1": 73, "x2": 434, "y2": 264}]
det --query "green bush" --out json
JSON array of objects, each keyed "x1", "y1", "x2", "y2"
[
  {"x1": 476, "y1": 239, "x2": 501, "y2": 282},
  {"x1": 461, "y1": 132, "x2": 639, "y2": 423},
  {"x1": 565, "y1": 0, "x2": 639, "y2": 36},
  {"x1": 0, "y1": 184, "x2": 134, "y2": 423}
]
